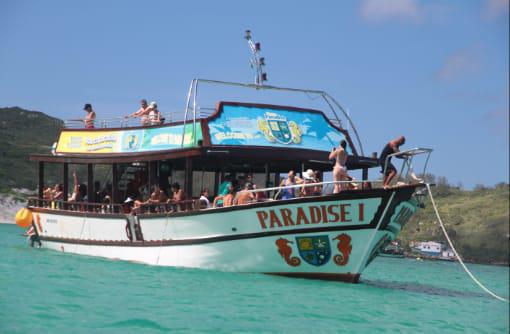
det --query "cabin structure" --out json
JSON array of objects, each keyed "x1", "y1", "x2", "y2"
[{"x1": 30, "y1": 99, "x2": 379, "y2": 211}]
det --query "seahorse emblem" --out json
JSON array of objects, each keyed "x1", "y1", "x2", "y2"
[
  {"x1": 333, "y1": 234, "x2": 352, "y2": 266},
  {"x1": 275, "y1": 238, "x2": 301, "y2": 267}
]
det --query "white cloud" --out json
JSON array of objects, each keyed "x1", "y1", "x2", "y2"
[
  {"x1": 436, "y1": 47, "x2": 481, "y2": 82},
  {"x1": 360, "y1": 0, "x2": 421, "y2": 22},
  {"x1": 484, "y1": 0, "x2": 509, "y2": 19}
]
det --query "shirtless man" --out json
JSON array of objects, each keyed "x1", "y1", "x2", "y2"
[
  {"x1": 329, "y1": 140, "x2": 349, "y2": 193},
  {"x1": 234, "y1": 183, "x2": 255, "y2": 205},
  {"x1": 127, "y1": 99, "x2": 151, "y2": 125},
  {"x1": 379, "y1": 136, "x2": 406, "y2": 189}
]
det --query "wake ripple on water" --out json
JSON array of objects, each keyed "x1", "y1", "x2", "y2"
[
  {"x1": 102, "y1": 318, "x2": 171, "y2": 332},
  {"x1": 363, "y1": 279, "x2": 487, "y2": 299}
]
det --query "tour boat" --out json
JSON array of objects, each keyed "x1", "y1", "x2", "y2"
[{"x1": 19, "y1": 77, "x2": 433, "y2": 283}]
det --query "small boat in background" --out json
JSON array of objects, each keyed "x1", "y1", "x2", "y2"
[
  {"x1": 410, "y1": 241, "x2": 457, "y2": 261},
  {"x1": 379, "y1": 240, "x2": 405, "y2": 258}
]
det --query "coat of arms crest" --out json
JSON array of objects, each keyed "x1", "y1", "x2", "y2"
[
  {"x1": 258, "y1": 112, "x2": 301, "y2": 144},
  {"x1": 295, "y1": 235, "x2": 332, "y2": 266}
]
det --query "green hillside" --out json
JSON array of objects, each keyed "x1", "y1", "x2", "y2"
[
  {"x1": 0, "y1": 107, "x2": 63, "y2": 191},
  {"x1": 400, "y1": 183, "x2": 509, "y2": 265}
]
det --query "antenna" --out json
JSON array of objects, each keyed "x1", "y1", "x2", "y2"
[{"x1": 245, "y1": 30, "x2": 267, "y2": 86}]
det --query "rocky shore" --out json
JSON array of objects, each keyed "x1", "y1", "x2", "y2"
[{"x1": 0, "y1": 189, "x2": 32, "y2": 224}]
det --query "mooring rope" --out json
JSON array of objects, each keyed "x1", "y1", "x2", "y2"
[{"x1": 425, "y1": 183, "x2": 509, "y2": 302}]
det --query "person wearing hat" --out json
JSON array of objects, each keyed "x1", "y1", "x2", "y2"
[
  {"x1": 83, "y1": 103, "x2": 96, "y2": 129},
  {"x1": 147, "y1": 101, "x2": 161, "y2": 126},
  {"x1": 300, "y1": 169, "x2": 315, "y2": 197}
]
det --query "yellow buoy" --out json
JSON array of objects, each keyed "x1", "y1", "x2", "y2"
[{"x1": 15, "y1": 208, "x2": 33, "y2": 229}]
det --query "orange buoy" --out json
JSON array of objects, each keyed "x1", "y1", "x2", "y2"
[{"x1": 15, "y1": 208, "x2": 33, "y2": 229}]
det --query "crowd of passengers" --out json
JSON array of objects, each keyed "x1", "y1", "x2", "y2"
[
  {"x1": 39, "y1": 168, "x2": 361, "y2": 214},
  {"x1": 124, "y1": 169, "x2": 331, "y2": 215},
  {"x1": 81, "y1": 99, "x2": 164, "y2": 128}
]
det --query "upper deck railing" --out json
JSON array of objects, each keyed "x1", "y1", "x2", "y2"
[{"x1": 61, "y1": 79, "x2": 364, "y2": 155}]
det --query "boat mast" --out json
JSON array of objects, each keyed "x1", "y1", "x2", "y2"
[{"x1": 245, "y1": 30, "x2": 267, "y2": 86}]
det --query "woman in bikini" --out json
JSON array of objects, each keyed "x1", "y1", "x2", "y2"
[{"x1": 329, "y1": 140, "x2": 349, "y2": 193}]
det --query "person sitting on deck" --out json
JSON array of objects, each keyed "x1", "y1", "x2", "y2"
[
  {"x1": 131, "y1": 195, "x2": 145, "y2": 215},
  {"x1": 379, "y1": 136, "x2": 406, "y2": 189},
  {"x1": 279, "y1": 170, "x2": 302, "y2": 200},
  {"x1": 51, "y1": 183, "x2": 64, "y2": 208},
  {"x1": 213, "y1": 183, "x2": 235, "y2": 208},
  {"x1": 83, "y1": 103, "x2": 96, "y2": 129},
  {"x1": 43, "y1": 185, "x2": 52, "y2": 202},
  {"x1": 127, "y1": 99, "x2": 151, "y2": 125},
  {"x1": 147, "y1": 184, "x2": 168, "y2": 212},
  {"x1": 147, "y1": 101, "x2": 161, "y2": 126},
  {"x1": 214, "y1": 174, "x2": 233, "y2": 207},
  {"x1": 300, "y1": 169, "x2": 316, "y2": 197},
  {"x1": 329, "y1": 140, "x2": 349, "y2": 193},
  {"x1": 312, "y1": 170, "x2": 323, "y2": 195},
  {"x1": 93, "y1": 181, "x2": 104, "y2": 204},
  {"x1": 101, "y1": 195, "x2": 112, "y2": 213},
  {"x1": 234, "y1": 182, "x2": 255, "y2": 205},
  {"x1": 199, "y1": 188, "x2": 211, "y2": 209},
  {"x1": 167, "y1": 182, "x2": 186, "y2": 211},
  {"x1": 253, "y1": 183, "x2": 267, "y2": 201},
  {"x1": 171, "y1": 182, "x2": 185, "y2": 202},
  {"x1": 52, "y1": 184, "x2": 64, "y2": 200}
]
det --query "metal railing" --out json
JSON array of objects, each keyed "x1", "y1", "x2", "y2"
[
  {"x1": 27, "y1": 197, "x2": 123, "y2": 214},
  {"x1": 63, "y1": 111, "x2": 184, "y2": 129},
  {"x1": 382, "y1": 147, "x2": 433, "y2": 183},
  {"x1": 27, "y1": 177, "x2": 427, "y2": 216}
]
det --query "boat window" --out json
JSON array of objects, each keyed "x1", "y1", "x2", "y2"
[{"x1": 192, "y1": 171, "x2": 215, "y2": 198}]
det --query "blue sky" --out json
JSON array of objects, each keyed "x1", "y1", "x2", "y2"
[{"x1": 0, "y1": 0, "x2": 508, "y2": 188}]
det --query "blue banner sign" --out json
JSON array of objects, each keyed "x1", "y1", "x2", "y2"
[{"x1": 208, "y1": 104, "x2": 351, "y2": 153}]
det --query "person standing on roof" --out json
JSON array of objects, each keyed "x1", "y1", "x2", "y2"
[
  {"x1": 147, "y1": 101, "x2": 161, "y2": 126},
  {"x1": 379, "y1": 136, "x2": 406, "y2": 189},
  {"x1": 329, "y1": 140, "x2": 349, "y2": 193},
  {"x1": 127, "y1": 99, "x2": 151, "y2": 125},
  {"x1": 83, "y1": 103, "x2": 96, "y2": 129}
]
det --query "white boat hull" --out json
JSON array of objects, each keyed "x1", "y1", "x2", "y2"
[{"x1": 29, "y1": 186, "x2": 421, "y2": 282}]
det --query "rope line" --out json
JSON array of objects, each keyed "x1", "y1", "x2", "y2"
[{"x1": 426, "y1": 184, "x2": 509, "y2": 303}]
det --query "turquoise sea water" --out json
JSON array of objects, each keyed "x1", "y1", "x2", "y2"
[{"x1": 0, "y1": 223, "x2": 508, "y2": 334}]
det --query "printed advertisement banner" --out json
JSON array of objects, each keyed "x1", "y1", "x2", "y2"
[
  {"x1": 56, "y1": 123, "x2": 202, "y2": 154},
  {"x1": 208, "y1": 105, "x2": 351, "y2": 153}
]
